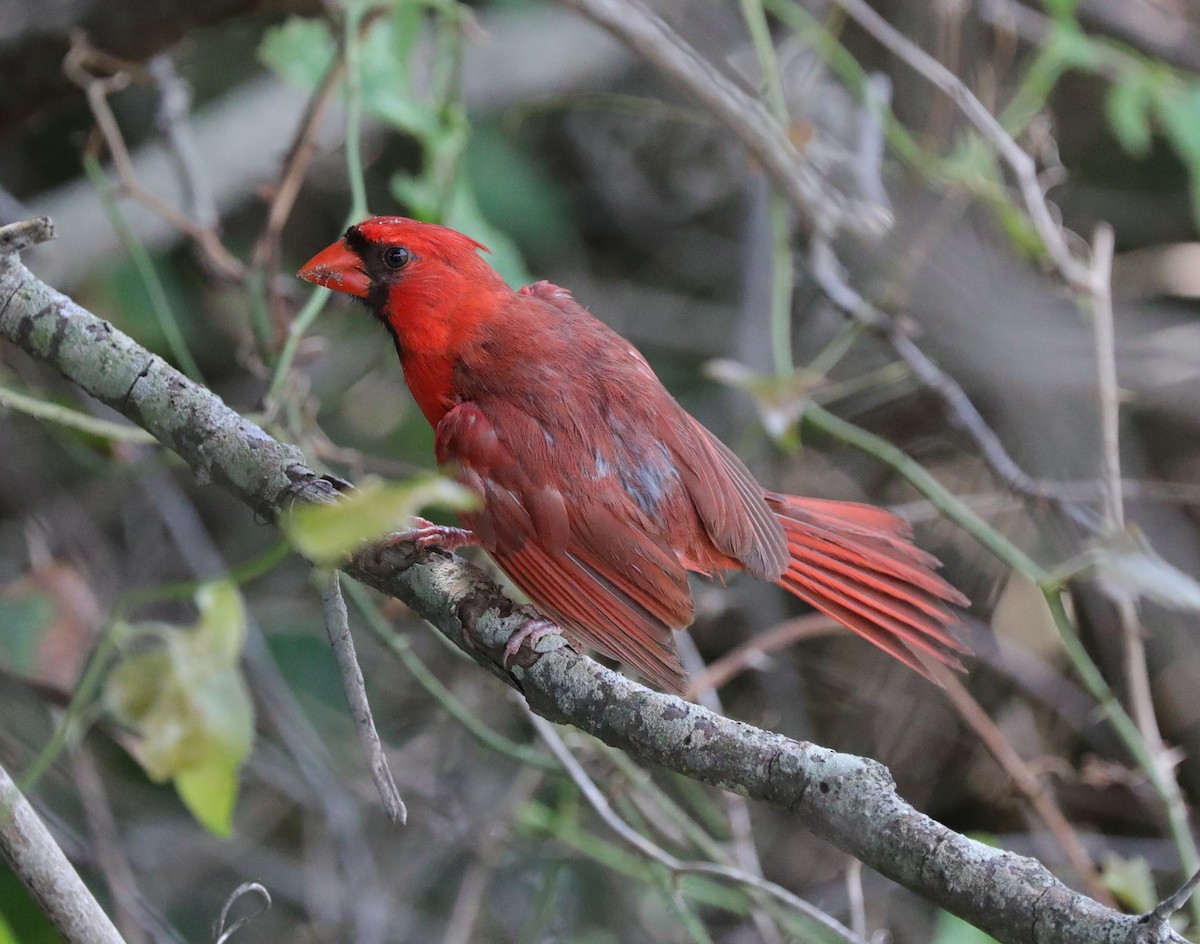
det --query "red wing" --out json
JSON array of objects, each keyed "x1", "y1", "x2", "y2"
[
  {"x1": 437, "y1": 402, "x2": 692, "y2": 693},
  {"x1": 675, "y1": 419, "x2": 788, "y2": 579},
  {"x1": 513, "y1": 282, "x2": 790, "y2": 583}
]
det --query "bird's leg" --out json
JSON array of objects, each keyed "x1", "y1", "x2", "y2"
[
  {"x1": 503, "y1": 608, "x2": 561, "y2": 668},
  {"x1": 386, "y1": 517, "x2": 479, "y2": 552}
]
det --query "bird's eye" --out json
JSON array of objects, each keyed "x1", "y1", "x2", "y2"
[{"x1": 382, "y1": 246, "x2": 411, "y2": 270}]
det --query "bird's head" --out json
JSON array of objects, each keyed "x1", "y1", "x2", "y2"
[{"x1": 297, "y1": 217, "x2": 507, "y2": 349}]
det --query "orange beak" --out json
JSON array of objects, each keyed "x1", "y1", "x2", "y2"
[{"x1": 297, "y1": 240, "x2": 370, "y2": 298}]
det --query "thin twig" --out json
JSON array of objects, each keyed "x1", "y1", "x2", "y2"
[
  {"x1": 845, "y1": 859, "x2": 866, "y2": 942},
  {"x1": 63, "y1": 34, "x2": 245, "y2": 282},
  {"x1": 346, "y1": 581, "x2": 560, "y2": 771},
  {"x1": 438, "y1": 767, "x2": 544, "y2": 944},
  {"x1": 0, "y1": 759, "x2": 126, "y2": 944},
  {"x1": 524, "y1": 707, "x2": 868, "y2": 944},
  {"x1": 0, "y1": 383, "x2": 158, "y2": 444},
  {"x1": 1090, "y1": 223, "x2": 1122, "y2": 532},
  {"x1": 677, "y1": 634, "x2": 784, "y2": 944},
  {"x1": 1140, "y1": 867, "x2": 1200, "y2": 939},
  {"x1": 828, "y1": 0, "x2": 1091, "y2": 288},
  {"x1": 139, "y1": 468, "x2": 392, "y2": 942},
  {"x1": 212, "y1": 882, "x2": 271, "y2": 944},
  {"x1": 555, "y1": 0, "x2": 883, "y2": 237},
  {"x1": 1087, "y1": 223, "x2": 1200, "y2": 923},
  {"x1": 149, "y1": 55, "x2": 218, "y2": 232},
  {"x1": 315, "y1": 569, "x2": 407, "y2": 825},
  {"x1": 68, "y1": 737, "x2": 150, "y2": 944},
  {"x1": 254, "y1": 58, "x2": 346, "y2": 269},
  {"x1": 809, "y1": 222, "x2": 1100, "y2": 530},
  {"x1": 0, "y1": 215, "x2": 54, "y2": 254},
  {"x1": 930, "y1": 666, "x2": 1111, "y2": 904},
  {"x1": 686, "y1": 614, "x2": 840, "y2": 697}
]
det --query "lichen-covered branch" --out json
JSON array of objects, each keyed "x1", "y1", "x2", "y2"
[{"x1": 0, "y1": 224, "x2": 1150, "y2": 943}]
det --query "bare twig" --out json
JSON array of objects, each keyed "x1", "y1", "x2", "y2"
[
  {"x1": 0, "y1": 759, "x2": 126, "y2": 944},
  {"x1": 1139, "y1": 868, "x2": 1200, "y2": 942},
  {"x1": 1086, "y1": 223, "x2": 1199, "y2": 917},
  {"x1": 853, "y1": 73, "x2": 891, "y2": 211},
  {"x1": 138, "y1": 465, "x2": 392, "y2": 940},
  {"x1": 254, "y1": 51, "x2": 346, "y2": 266},
  {"x1": 845, "y1": 859, "x2": 866, "y2": 941},
  {"x1": 555, "y1": 0, "x2": 884, "y2": 237},
  {"x1": 438, "y1": 767, "x2": 544, "y2": 944},
  {"x1": 63, "y1": 34, "x2": 245, "y2": 282},
  {"x1": 677, "y1": 634, "x2": 784, "y2": 944},
  {"x1": 212, "y1": 882, "x2": 271, "y2": 944},
  {"x1": 809, "y1": 218, "x2": 1101, "y2": 530},
  {"x1": 685, "y1": 615, "x2": 839, "y2": 696},
  {"x1": 524, "y1": 707, "x2": 868, "y2": 944},
  {"x1": 1090, "y1": 223, "x2": 1122, "y2": 532},
  {"x1": 829, "y1": 0, "x2": 1091, "y2": 288},
  {"x1": 68, "y1": 738, "x2": 149, "y2": 944},
  {"x1": 0, "y1": 215, "x2": 54, "y2": 254},
  {"x1": 930, "y1": 666, "x2": 1111, "y2": 904},
  {"x1": 315, "y1": 569, "x2": 407, "y2": 825},
  {"x1": 149, "y1": 55, "x2": 218, "y2": 231}
]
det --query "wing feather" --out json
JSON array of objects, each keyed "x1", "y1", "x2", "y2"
[{"x1": 437, "y1": 401, "x2": 692, "y2": 692}]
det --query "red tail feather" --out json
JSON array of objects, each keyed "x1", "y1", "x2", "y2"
[{"x1": 765, "y1": 493, "x2": 969, "y2": 681}]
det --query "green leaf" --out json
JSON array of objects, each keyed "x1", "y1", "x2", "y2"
[
  {"x1": 1040, "y1": 0, "x2": 1078, "y2": 23},
  {"x1": 359, "y1": 8, "x2": 438, "y2": 136},
  {"x1": 284, "y1": 475, "x2": 478, "y2": 564},
  {"x1": 175, "y1": 757, "x2": 241, "y2": 837},
  {"x1": 0, "y1": 906, "x2": 18, "y2": 944},
  {"x1": 194, "y1": 580, "x2": 246, "y2": 665},
  {"x1": 1106, "y1": 74, "x2": 1155, "y2": 157},
  {"x1": 440, "y1": 180, "x2": 533, "y2": 288},
  {"x1": 1154, "y1": 82, "x2": 1200, "y2": 161},
  {"x1": 103, "y1": 582, "x2": 253, "y2": 835},
  {"x1": 932, "y1": 910, "x2": 999, "y2": 944},
  {"x1": 258, "y1": 17, "x2": 336, "y2": 91},
  {"x1": 1101, "y1": 852, "x2": 1157, "y2": 913},
  {"x1": 1154, "y1": 81, "x2": 1200, "y2": 224},
  {"x1": 0, "y1": 592, "x2": 54, "y2": 676},
  {"x1": 463, "y1": 123, "x2": 574, "y2": 257}
]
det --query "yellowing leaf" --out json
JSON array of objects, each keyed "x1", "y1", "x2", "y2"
[
  {"x1": 284, "y1": 475, "x2": 478, "y2": 565},
  {"x1": 103, "y1": 581, "x2": 253, "y2": 835}
]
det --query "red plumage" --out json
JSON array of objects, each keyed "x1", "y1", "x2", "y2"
[{"x1": 299, "y1": 217, "x2": 969, "y2": 693}]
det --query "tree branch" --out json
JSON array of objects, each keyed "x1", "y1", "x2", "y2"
[
  {"x1": 0, "y1": 758, "x2": 126, "y2": 944},
  {"x1": 0, "y1": 223, "x2": 1148, "y2": 943}
]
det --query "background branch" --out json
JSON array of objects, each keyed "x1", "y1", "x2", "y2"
[{"x1": 0, "y1": 757, "x2": 126, "y2": 944}]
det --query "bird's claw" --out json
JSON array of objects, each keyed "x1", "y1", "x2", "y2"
[
  {"x1": 385, "y1": 517, "x2": 477, "y2": 552},
  {"x1": 502, "y1": 616, "x2": 560, "y2": 668}
]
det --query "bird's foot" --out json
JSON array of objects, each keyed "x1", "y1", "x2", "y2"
[
  {"x1": 385, "y1": 517, "x2": 478, "y2": 553},
  {"x1": 503, "y1": 614, "x2": 560, "y2": 668}
]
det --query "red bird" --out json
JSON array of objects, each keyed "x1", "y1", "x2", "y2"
[{"x1": 299, "y1": 217, "x2": 969, "y2": 693}]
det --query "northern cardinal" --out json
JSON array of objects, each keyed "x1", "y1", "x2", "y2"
[{"x1": 299, "y1": 217, "x2": 969, "y2": 693}]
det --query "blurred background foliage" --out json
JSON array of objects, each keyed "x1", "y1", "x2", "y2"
[{"x1": 2, "y1": 0, "x2": 1200, "y2": 941}]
